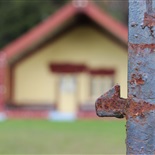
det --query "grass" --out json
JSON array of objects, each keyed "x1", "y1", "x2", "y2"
[{"x1": 0, "y1": 119, "x2": 126, "y2": 154}]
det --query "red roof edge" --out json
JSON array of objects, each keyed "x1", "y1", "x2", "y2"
[
  {"x1": 2, "y1": 3, "x2": 78, "y2": 60},
  {"x1": 83, "y1": 2, "x2": 128, "y2": 44}
]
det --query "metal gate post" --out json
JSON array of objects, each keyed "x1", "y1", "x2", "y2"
[{"x1": 95, "y1": 0, "x2": 155, "y2": 154}]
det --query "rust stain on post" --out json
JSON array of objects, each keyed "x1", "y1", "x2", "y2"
[
  {"x1": 129, "y1": 43, "x2": 155, "y2": 53},
  {"x1": 126, "y1": 99, "x2": 155, "y2": 119},
  {"x1": 130, "y1": 74, "x2": 145, "y2": 85},
  {"x1": 143, "y1": 13, "x2": 155, "y2": 28}
]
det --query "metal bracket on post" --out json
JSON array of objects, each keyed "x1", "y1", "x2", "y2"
[
  {"x1": 95, "y1": 0, "x2": 155, "y2": 154},
  {"x1": 96, "y1": 85, "x2": 126, "y2": 118},
  {"x1": 96, "y1": 85, "x2": 155, "y2": 120}
]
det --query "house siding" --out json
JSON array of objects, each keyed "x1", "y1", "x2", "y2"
[{"x1": 13, "y1": 25, "x2": 127, "y2": 110}]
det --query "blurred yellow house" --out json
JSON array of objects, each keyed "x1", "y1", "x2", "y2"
[{"x1": 1, "y1": 0, "x2": 128, "y2": 120}]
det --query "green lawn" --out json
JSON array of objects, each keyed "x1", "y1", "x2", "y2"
[{"x1": 0, "y1": 119, "x2": 126, "y2": 154}]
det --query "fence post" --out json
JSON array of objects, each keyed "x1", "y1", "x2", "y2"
[
  {"x1": 95, "y1": 0, "x2": 155, "y2": 154},
  {"x1": 0, "y1": 51, "x2": 7, "y2": 121}
]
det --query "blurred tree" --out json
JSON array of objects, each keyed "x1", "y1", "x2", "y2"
[
  {"x1": 0, "y1": 0, "x2": 127, "y2": 49},
  {"x1": 0, "y1": 0, "x2": 68, "y2": 48}
]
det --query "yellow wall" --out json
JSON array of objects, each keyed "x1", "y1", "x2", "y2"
[{"x1": 14, "y1": 25, "x2": 127, "y2": 107}]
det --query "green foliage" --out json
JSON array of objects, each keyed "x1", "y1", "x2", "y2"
[
  {"x1": 95, "y1": 1, "x2": 128, "y2": 25},
  {"x1": 0, "y1": 0, "x2": 68, "y2": 48},
  {"x1": 0, "y1": 120, "x2": 126, "y2": 154}
]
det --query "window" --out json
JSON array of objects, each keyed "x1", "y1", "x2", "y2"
[{"x1": 91, "y1": 75, "x2": 114, "y2": 102}]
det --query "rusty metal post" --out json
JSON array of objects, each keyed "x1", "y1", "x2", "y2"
[{"x1": 95, "y1": 0, "x2": 155, "y2": 154}]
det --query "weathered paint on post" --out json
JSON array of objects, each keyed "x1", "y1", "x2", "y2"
[
  {"x1": 95, "y1": 0, "x2": 155, "y2": 154},
  {"x1": 127, "y1": 0, "x2": 155, "y2": 154}
]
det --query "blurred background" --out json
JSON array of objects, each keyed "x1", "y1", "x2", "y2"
[
  {"x1": 0, "y1": 0, "x2": 128, "y2": 49},
  {"x1": 0, "y1": 0, "x2": 128, "y2": 154}
]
